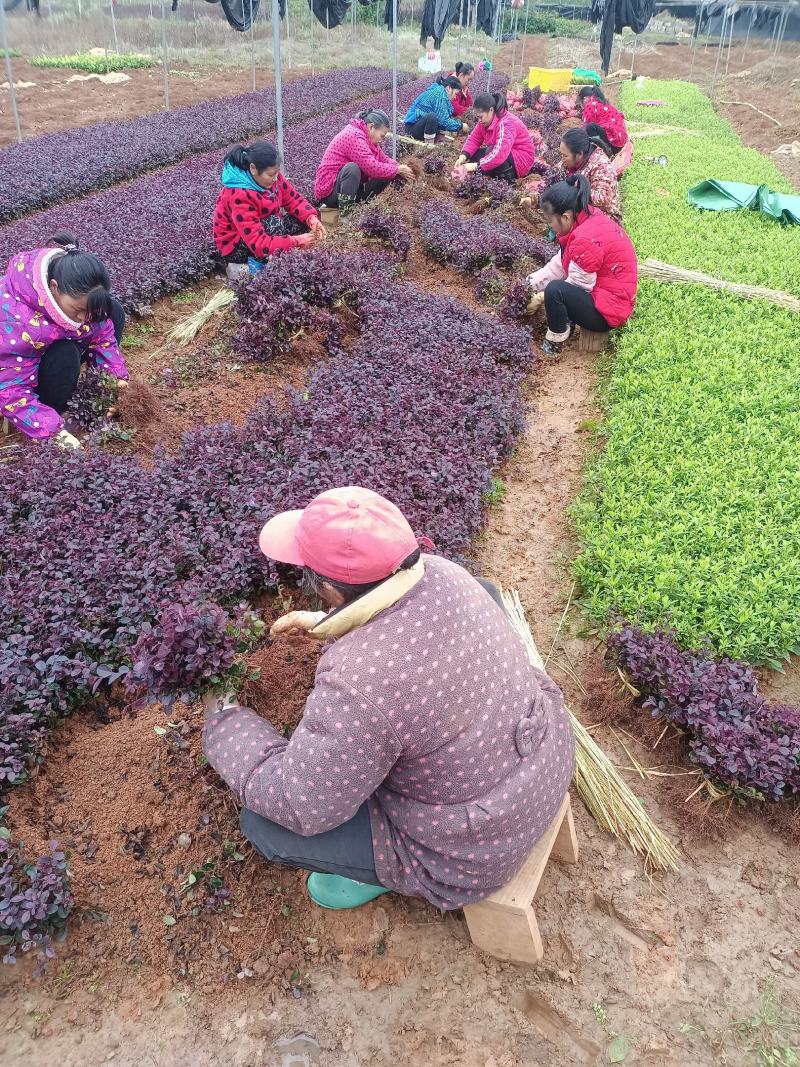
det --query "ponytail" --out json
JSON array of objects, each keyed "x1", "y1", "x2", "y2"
[
  {"x1": 540, "y1": 173, "x2": 592, "y2": 217},
  {"x1": 578, "y1": 85, "x2": 608, "y2": 105},
  {"x1": 454, "y1": 61, "x2": 474, "y2": 76},
  {"x1": 46, "y1": 237, "x2": 114, "y2": 323},
  {"x1": 561, "y1": 126, "x2": 594, "y2": 160},
  {"x1": 473, "y1": 91, "x2": 507, "y2": 116},
  {"x1": 224, "y1": 139, "x2": 280, "y2": 173}
]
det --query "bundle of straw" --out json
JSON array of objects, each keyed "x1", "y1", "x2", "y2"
[
  {"x1": 640, "y1": 258, "x2": 800, "y2": 314},
  {"x1": 502, "y1": 589, "x2": 680, "y2": 874},
  {"x1": 166, "y1": 287, "x2": 236, "y2": 347}
]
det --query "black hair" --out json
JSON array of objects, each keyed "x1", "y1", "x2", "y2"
[
  {"x1": 302, "y1": 548, "x2": 421, "y2": 606},
  {"x1": 358, "y1": 107, "x2": 390, "y2": 129},
  {"x1": 225, "y1": 139, "x2": 281, "y2": 174},
  {"x1": 440, "y1": 75, "x2": 462, "y2": 91},
  {"x1": 584, "y1": 121, "x2": 616, "y2": 157},
  {"x1": 46, "y1": 233, "x2": 113, "y2": 323},
  {"x1": 560, "y1": 126, "x2": 594, "y2": 159},
  {"x1": 578, "y1": 85, "x2": 608, "y2": 105},
  {"x1": 454, "y1": 61, "x2": 475, "y2": 76},
  {"x1": 540, "y1": 173, "x2": 592, "y2": 217},
  {"x1": 473, "y1": 91, "x2": 507, "y2": 116}
]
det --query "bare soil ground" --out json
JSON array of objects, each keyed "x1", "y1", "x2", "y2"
[{"x1": 1, "y1": 41, "x2": 799, "y2": 1067}]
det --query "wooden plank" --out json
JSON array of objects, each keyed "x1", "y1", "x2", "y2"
[
  {"x1": 577, "y1": 329, "x2": 609, "y2": 353},
  {"x1": 483, "y1": 793, "x2": 571, "y2": 910},
  {"x1": 464, "y1": 899, "x2": 544, "y2": 965},
  {"x1": 551, "y1": 795, "x2": 580, "y2": 865}
]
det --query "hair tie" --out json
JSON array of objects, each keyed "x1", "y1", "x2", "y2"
[{"x1": 64, "y1": 243, "x2": 77, "y2": 252}]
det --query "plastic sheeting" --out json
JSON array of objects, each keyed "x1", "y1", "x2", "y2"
[
  {"x1": 688, "y1": 179, "x2": 800, "y2": 225},
  {"x1": 591, "y1": 0, "x2": 655, "y2": 73},
  {"x1": 418, "y1": 0, "x2": 461, "y2": 44},
  {"x1": 476, "y1": 0, "x2": 501, "y2": 35},
  {"x1": 308, "y1": 0, "x2": 351, "y2": 28}
]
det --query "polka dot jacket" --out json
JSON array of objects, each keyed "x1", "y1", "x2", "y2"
[
  {"x1": 0, "y1": 248, "x2": 128, "y2": 440},
  {"x1": 212, "y1": 173, "x2": 317, "y2": 261},
  {"x1": 202, "y1": 556, "x2": 576, "y2": 910}
]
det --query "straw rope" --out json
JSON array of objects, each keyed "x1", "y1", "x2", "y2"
[
  {"x1": 502, "y1": 589, "x2": 681, "y2": 874},
  {"x1": 639, "y1": 258, "x2": 800, "y2": 313}
]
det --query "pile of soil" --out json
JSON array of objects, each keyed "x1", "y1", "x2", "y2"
[{"x1": 7, "y1": 633, "x2": 330, "y2": 994}]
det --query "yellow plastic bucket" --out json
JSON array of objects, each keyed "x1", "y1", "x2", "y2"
[{"x1": 527, "y1": 66, "x2": 573, "y2": 92}]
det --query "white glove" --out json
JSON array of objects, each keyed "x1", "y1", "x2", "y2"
[{"x1": 54, "y1": 429, "x2": 83, "y2": 451}]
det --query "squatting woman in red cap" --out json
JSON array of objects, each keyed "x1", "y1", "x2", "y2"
[{"x1": 202, "y1": 487, "x2": 575, "y2": 911}]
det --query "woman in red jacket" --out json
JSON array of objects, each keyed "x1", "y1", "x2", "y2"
[
  {"x1": 212, "y1": 140, "x2": 324, "y2": 275},
  {"x1": 440, "y1": 61, "x2": 475, "y2": 117},
  {"x1": 315, "y1": 109, "x2": 416, "y2": 216},
  {"x1": 577, "y1": 86, "x2": 629, "y2": 155},
  {"x1": 526, "y1": 174, "x2": 637, "y2": 355},
  {"x1": 455, "y1": 91, "x2": 535, "y2": 183}
]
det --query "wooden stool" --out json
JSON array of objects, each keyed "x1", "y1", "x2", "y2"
[
  {"x1": 577, "y1": 328, "x2": 610, "y2": 353},
  {"x1": 463, "y1": 793, "x2": 579, "y2": 965},
  {"x1": 319, "y1": 205, "x2": 341, "y2": 232}
]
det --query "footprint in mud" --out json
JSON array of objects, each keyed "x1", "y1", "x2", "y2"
[{"x1": 512, "y1": 991, "x2": 602, "y2": 1063}]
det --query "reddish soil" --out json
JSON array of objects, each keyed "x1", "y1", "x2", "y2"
[
  {"x1": 3, "y1": 51, "x2": 800, "y2": 1066},
  {"x1": 1, "y1": 59, "x2": 310, "y2": 144}
]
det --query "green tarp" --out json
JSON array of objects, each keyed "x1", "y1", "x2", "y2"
[{"x1": 688, "y1": 179, "x2": 800, "y2": 225}]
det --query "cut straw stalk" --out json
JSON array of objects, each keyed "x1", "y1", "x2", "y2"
[
  {"x1": 502, "y1": 589, "x2": 681, "y2": 874},
  {"x1": 639, "y1": 258, "x2": 800, "y2": 313},
  {"x1": 167, "y1": 287, "x2": 236, "y2": 347}
]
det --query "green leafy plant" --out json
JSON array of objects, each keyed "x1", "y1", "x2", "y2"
[{"x1": 30, "y1": 53, "x2": 156, "y2": 73}]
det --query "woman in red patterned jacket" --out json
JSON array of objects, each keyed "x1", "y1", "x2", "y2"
[
  {"x1": 212, "y1": 140, "x2": 325, "y2": 275},
  {"x1": 577, "y1": 86, "x2": 629, "y2": 154},
  {"x1": 559, "y1": 127, "x2": 621, "y2": 222}
]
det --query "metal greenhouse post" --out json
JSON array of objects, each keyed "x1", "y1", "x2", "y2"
[
  {"x1": 519, "y1": 0, "x2": 530, "y2": 83},
  {"x1": 272, "y1": 0, "x2": 284, "y2": 157},
  {"x1": 741, "y1": 3, "x2": 755, "y2": 65},
  {"x1": 392, "y1": 0, "x2": 398, "y2": 158},
  {"x1": 0, "y1": 3, "x2": 21, "y2": 142},
  {"x1": 160, "y1": 0, "x2": 170, "y2": 108},
  {"x1": 250, "y1": 0, "x2": 256, "y2": 90},
  {"x1": 110, "y1": 0, "x2": 119, "y2": 51}
]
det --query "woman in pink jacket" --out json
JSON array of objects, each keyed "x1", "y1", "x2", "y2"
[
  {"x1": 314, "y1": 108, "x2": 416, "y2": 215},
  {"x1": 0, "y1": 232, "x2": 128, "y2": 449},
  {"x1": 203, "y1": 487, "x2": 575, "y2": 912},
  {"x1": 455, "y1": 91, "x2": 536, "y2": 183}
]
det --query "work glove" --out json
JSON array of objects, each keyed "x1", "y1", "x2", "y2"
[
  {"x1": 54, "y1": 428, "x2": 83, "y2": 451},
  {"x1": 270, "y1": 610, "x2": 327, "y2": 638}
]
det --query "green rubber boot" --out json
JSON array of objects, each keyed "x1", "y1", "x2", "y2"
[{"x1": 306, "y1": 873, "x2": 390, "y2": 910}]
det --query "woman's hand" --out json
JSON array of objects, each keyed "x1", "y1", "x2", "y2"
[
  {"x1": 455, "y1": 154, "x2": 467, "y2": 167},
  {"x1": 528, "y1": 291, "x2": 546, "y2": 313},
  {"x1": 461, "y1": 122, "x2": 470, "y2": 134},
  {"x1": 291, "y1": 233, "x2": 315, "y2": 249},
  {"x1": 397, "y1": 163, "x2": 415, "y2": 182},
  {"x1": 465, "y1": 162, "x2": 478, "y2": 173},
  {"x1": 270, "y1": 610, "x2": 327, "y2": 638},
  {"x1": 308, "y1": 216, "x2": 327, "y2": 240}
]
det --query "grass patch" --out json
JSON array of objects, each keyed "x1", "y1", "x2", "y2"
[
  {"x1": 572, "y1": 80, "x2": 800, "y2": 664},
  {"x1": 30, "y1": 53, "x2": 155, "y2": 73}
]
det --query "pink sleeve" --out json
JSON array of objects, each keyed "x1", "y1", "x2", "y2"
[
  {"x1": 87, "y1": 318, "x2": 128, "y2": 379},
  {"x1": 462, "y1": 123, "x2": 484, "y2": 158},
  {"x1": 347, "y1": 132, "x2": 399, "y2": 183},
  {"x1": 202, "y1": 669, "x2": 402, "y2": 836},
  {"x1": 479, "y1": 117, "x2": 513, "y2": 171}
]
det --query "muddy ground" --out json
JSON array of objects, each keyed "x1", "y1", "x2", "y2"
[{"x1": 1, "y1": 37, "x2": 800, "y2": 1067}]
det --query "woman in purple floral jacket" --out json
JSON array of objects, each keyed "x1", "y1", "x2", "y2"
[
  {"x1": 203, "y1": 486, "x2": 576, "y2": 913},
  {"x1": 0, "y1": 232, "x2": 128, "y2": 448}
]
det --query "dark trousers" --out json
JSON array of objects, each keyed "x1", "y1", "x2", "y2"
[
  {"x1": 320, "y1": 162, "x2": 391, "y2": 208},
  {"x1": 544, "y1": 280, "x2": 610, "y2": 335},
  {"x1": 585, "y1": 122, "x2": 620, "y2": 158},
  {"x1": 37, "y1": 298, "x2": 126, "y2": 414},
  {"x1": 468, "y1": 145, "x2": 518, "y2": 184},
  {"x1": 405, "y1": 114, "x2": 439, "y2": 141},
  {"x1": 239, "y1": 802, "x2": 382, "y2": 885}
]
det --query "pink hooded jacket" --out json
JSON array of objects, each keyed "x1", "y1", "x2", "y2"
[
  {"x1": 0, "y1": 248, "x2": 128, "y2": 439},
  {"x1": 203, "y1": 555, "x2": 575, "y2": 911},
  {"x1": 463, "y1": 111, "x2": 536, "y2": 179},
  {"x1": 314, "y1": 117, "x2": 399, "y2": 201}
]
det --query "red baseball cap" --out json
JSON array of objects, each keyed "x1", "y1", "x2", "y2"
[{"x1": 258, "y1": 486, "x2": 419, "y2": 584}]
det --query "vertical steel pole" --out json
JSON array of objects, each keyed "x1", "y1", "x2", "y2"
[
  {"x1": 629, "y1": 31, "x2": 636, "y2": 77},
  {"x1": 272, "y1": 0, "x2": 284, "y2": 157},
  {"x1": 110, "y1": 0, "x2": 118, "y2": 50},
  {"x1": 769, "y1": 6, "x2": 788, "y2": 83},
  {"x1": 741, "y1": 3, "x2": 755, "y2": 65},
  {"x1": 285, "y1": 0, "x2": 291, "y2": 68},
  {"x1": 392, "y1": 0, "x2": 398, "y2": 158},
  {"x1": 689, "y1": 0, "x2": 703, "y2": 79},
  {"x1": 510, "y1": 4, "x2": 519, "y2": 79},
  {"x1": 519, "y1": 0, "x2": 529, "y2": 83},
  {"x1": 327, "y1": 3, "x2": 330, "y2": 44},
  {"x1": 724, "y1": 4, "x2": 735, "y2": 75},
  {"x1": 160, "y1": 0, "x2": 170, "y2": 108},
  {"x1": 710, "y1": 4, "x2": 727, "y2": 92},
  {"x1": 191, "y1": 0, "x2": 199, "y2": 48},
  {"x1": 0, "y1": 2, "x2": 21, "y2": 142},
  {"x1": 310, "y1": 0, "x2": 315, "y2": 75},
  {"x1": 250, "y1": 0, "x2": 256, "y2": 89},
  {"x1": 457, "y1": 0, "x2": 464, "y2": 60}
]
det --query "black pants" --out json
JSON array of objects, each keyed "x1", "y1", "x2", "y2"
[
  {"x1": 544, "y1": 280, "x2": 610, "y2": 335},
  {"x1": 468, "y1": 145, "x2": 518, "y2": 184},
  {"x1": 405, "y1": 114, "x2": 439, "y2": 141},
  {"x1": 238, "y1": 575, "x2": 508, "y2": 889},
  {"x1": 320, "y1": 162, "x2": 391, "y2": 208},
  {"x1": 239, "y1": 802, "x2": 382, "y2": 885},
  {"x1": 585, "y1": 122, "x2": 620, "y2": 158},
  {"x1": 37, "y1": 298, "x2": 126, "y2": 414}
]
